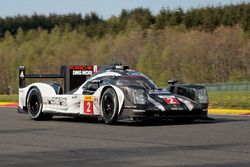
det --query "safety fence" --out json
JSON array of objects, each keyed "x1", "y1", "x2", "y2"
[{"x1": 205, "y1": 81, "x2": 250, "y2": 92}]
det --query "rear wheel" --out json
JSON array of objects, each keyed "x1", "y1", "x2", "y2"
[
  {"x1": 27, "y1": 87, "x2": 52, "y2": 120},
  {"x1": 101, "y1": 88, "x2": 119, "y2": 124}
]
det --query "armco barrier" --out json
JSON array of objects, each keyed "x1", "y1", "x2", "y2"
[{"x1": 206, "y1": 81, "x2": 250, "y2": 92}]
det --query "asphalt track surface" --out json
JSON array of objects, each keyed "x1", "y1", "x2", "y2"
[{"x1": 0, "y1": 107, "x2": 250, "y2": 167}]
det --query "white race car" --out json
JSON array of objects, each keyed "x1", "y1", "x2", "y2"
[{"x1": 18, "y1": 64, "x2": 209, "y2": 124}]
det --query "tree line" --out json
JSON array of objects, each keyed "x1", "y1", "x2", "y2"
[
  {"x1": 0, "y1": 3, "x2": 249, "y2": 94},
  {"x1": 0, "y1": 3, "x2": 250, "y2": 38},
  {"x1": 0, "y1": 25, "x2": 249, "y2": 94}
]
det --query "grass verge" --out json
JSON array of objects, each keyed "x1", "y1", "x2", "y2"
[
  {"x1": 0, "y1": 95, "x2": 18, "y2": 102},
  {"x1": 208, "y1": 91, "x2": 250, "y2": 109}
]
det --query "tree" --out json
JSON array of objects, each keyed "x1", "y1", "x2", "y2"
[
  {"x1": 155, "y1": 8, "x2": 172, "y2": 29},
  {"x1": 137, "y1": 43, "x2": 169, "y2": 86},
  {"x1": 242, "y1": 4, "x2": 250, "y2": 32}
]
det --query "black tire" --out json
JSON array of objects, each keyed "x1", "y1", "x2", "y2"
[
  {"x1": 101, "y1": 88, "x2": 119, "y2": 124},
  {"x1": 27, "y1": 87, "x2": 52, "y2": 120}
]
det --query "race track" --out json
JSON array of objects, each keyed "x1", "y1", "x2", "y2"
[{"x1": 0, "y1": 107, "x2": 250, "y2": 167}]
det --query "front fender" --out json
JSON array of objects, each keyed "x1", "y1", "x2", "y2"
[{"x1": 94, "y1": 85, "x2": 125, "y2": 115}]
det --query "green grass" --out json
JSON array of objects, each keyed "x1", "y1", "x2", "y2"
[
  {"x1": 0, "y1": 95, "x2": 18, "y2": 102},
  {"x1": 0, "y1": 92, "x2": 250, "y2": 109},
  {"x1": 208, "y1": 91, "x2": 250, "y2": 109}
]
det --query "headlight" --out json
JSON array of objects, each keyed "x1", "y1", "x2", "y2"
[
  {"x1": 123, "y1": 87, "x2": 147, "y2": 105},
  {"x1": 197, "y1": 88, "x2": 208, "y2": 104}
]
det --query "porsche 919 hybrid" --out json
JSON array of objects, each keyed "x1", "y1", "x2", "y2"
[{"x1": 18, "y1": 64, "x2": 209, "y2": 124}]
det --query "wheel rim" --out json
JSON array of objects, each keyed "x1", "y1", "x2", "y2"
[
  {"x1": 102, "y1": 93, "x2": 114, "y2": 118},
  {"x1": 29, "y1": 94, "x2": 40, "y2": 116}
]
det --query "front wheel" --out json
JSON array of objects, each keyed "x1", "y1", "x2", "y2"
[
  {"x1": 27, "y1": 87, "x2": 52, "y2": 120},
  {"x1": 101, "y1": 88, "x2": 119, "y2": 124}
]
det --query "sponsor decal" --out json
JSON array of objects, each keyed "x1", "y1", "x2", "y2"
[
  {"x1": 93, "y1": 65, "x2": 98, "y2": 73},
  {"x1": 159, "y1": 96, "x2": 179, "y2": 105},
  {"x1": 47, "y1": 97, "x2": 67, "y2": 106},
  {"x1": 70, "y1": 65, "x2": 93, "y2": 76},
  {"x1": 70, "y1": 65, "x2": 93, "y2": 70},
  {"x1": 71, "y1": 96, "x2": 77, "y2": 99},
  {"x1": 72, "y1": 70, "x2": 92, "y2": 76},
  {"x1": 94, "y1": 97, "x2": 98, "y2": 104},
  {"x1": 93, "y1": 97, "x2": 100, "y2": 112},
  {"x1": 84, "y1": 95, "x2": 94, "y2": 114}
]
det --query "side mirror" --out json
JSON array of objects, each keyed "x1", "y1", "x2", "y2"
[{"x1": 168, "y1": 80, "x2": 178, "y2": 85}]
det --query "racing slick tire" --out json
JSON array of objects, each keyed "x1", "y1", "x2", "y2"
[
  {"x1": 26, "y1": 87, "x2": 53, "y2": 120},
  {"x1": 101, "y1": 88, "x2": 119, "y2": 124}
]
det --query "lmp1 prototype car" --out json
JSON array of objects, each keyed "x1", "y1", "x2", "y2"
[{"x1": 18, "y1": 64, "x2": 209, "y2": 124}]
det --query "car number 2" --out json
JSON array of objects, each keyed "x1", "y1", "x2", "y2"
[
  {"x1": 163, "y1": 97, "x2": 179, "y2": 105},
  {"x1": 84, "y1": 96, "x2": 94, "y2": 114}
]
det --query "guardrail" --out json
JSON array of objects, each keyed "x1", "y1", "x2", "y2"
[{"x1": 205, "y1": 81, "x2": 250, "y2": 92}]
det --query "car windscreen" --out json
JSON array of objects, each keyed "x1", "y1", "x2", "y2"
[{"x1": 116, "y1": 75, "x2": 158, "y2": 90}]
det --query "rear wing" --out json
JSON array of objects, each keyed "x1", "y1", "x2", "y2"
[{"x1": 18, "y1": 65, "x2": 98, "y2": 93}]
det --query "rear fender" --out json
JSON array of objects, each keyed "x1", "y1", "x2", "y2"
[{"x1": 19, "y1": 83, "x2": 57, "y2": 109}]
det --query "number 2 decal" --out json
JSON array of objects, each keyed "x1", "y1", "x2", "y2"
[
  {"x1": 86, "y1": 102, "x2": 91, "y2": 113},
  {"x1": 163, "y1": 97, "x2": 179, "y2": 105},
  {"x1": 84, "y1": 96, "x2": 93, "y2": 114}
]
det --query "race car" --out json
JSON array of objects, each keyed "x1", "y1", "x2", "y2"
[{"x1": 18, "y1": 64, "x2": 209, "y2": 124}]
